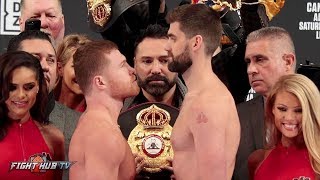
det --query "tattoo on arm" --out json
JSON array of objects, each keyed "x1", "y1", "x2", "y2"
[{"x1": 196, "y1": 112, "x2": 208, "y2": 124}]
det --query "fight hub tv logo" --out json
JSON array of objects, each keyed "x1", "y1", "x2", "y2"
[
  {"x1": 9, "y1": 152, "x2": 75, "y2": 173},
  {"x1": 0, "y1": 0, "x2": 21, "y2": 35}
]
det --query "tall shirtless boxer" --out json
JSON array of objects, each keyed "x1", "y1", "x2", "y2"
[{"x1": 165, "y1": 4, "x2": 240, "y2": 179}]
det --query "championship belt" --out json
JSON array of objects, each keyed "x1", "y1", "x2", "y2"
[
  {"x1": 87, "y1": 0, "x2": 148, "y2": 32},
  {"x1": 119, "y1": 103, "x2": 178, "y2": 173},
  {"x1": 86, "y1": 0, "x2": 112, "y2": 27},
  {"x1": 258, "y1": 0, "x2": 285, "y2": 20},
  {"x1": 192, "y1": 0, "x2": 242, "y2": 11}
]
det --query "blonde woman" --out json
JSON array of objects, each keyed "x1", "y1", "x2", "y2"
[
  {"x1": 248, "y1": 74, "x2": 320, "y2": 179},
  {"x1": 55, "y1": 34, "x2": 91, "y2": 112}
]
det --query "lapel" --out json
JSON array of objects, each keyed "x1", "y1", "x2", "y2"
[
  {"x1": 49, "y1": 101, "x2": 66, "y2": 133},
  {"x1": 249, "y1": 96, "x2": 265, "y2": 149}
]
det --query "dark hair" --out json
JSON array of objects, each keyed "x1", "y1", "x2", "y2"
[
  {"x1": 0, "y1": 51, "x2": 48, "y2": 140},
  {"x1": 73, "y1": 40, "x2": 118, "y2": 95},
  {"x1": 7, "y1": 30, "x2": 52, "y2": 52},
  {"x1": 166, "y1": 4, "x2": 222, "y2": 55},
  {"x1": 134, "y1": 24, "x2": 168, "y2": 55}
]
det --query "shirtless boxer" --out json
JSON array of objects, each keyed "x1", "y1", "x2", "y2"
[
  {"x1": 165, "y1": 4, "x2": 240, "y2": 179},
  {"x1": 69, "y1": 41, "x2": 140, "y2": 180}
]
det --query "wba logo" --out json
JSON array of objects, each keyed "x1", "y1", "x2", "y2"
[{"x1": 0, "y1": 0, "x2": 20, "y2": 35}]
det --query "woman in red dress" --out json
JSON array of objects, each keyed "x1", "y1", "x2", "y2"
[
  {"x1": 248, "y1": 74, "x2": 320, "y2": 180},
  {"x1": 0, "y1": 51, "x2": 64, "y2": 179}
]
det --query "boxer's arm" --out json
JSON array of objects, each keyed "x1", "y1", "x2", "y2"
[
  {"x1": 84, "y1": 133, "x2": 123, "y2": 180},
  {"x1": 190, "y1": 103, "x2": 227, "y2": 179}
]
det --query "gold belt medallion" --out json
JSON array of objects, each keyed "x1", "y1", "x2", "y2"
[
  {"x1": 87, "y1": 0, "x2": 112, "y2": 27},
  {"x1": 128, "y1": 104, "x2": 174, "y2": 173}
]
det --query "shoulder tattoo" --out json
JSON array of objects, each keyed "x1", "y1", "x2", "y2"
[{"x1": 196, "y1": 112, "x2": 208, "y2": 124}]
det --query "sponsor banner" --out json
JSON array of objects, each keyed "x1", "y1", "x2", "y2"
[{"x1": 0, "y1": 0, "x2": 21, "y2": 35}]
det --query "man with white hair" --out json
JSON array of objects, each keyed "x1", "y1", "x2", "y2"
[
  {"x1": 234, "y1": 26, "x2": 297, "y2": 180},
  {"x1": 19, "y1": 0, "x2": 65, "y2": 47}
]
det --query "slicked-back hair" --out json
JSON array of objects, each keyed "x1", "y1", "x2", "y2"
[
  {"x1": 166, "y1": 4, "x2": 222, "y2": 56},
  {"x1": 7, "y1": 30, "x2": 52, "y2": 52},
  {"x1": 73, "y1": 40, "x2": 118, "y2": 95},
  {"x1": 134, "y1": 24, "x2": 168, "y2": 55},
  {"x1": 0, "y1": 51, "x2": 48, "y2": 141}
]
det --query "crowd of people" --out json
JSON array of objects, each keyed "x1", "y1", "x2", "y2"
[{"x1": 0, "y1": 0, "x2": 319, "y2": 180}]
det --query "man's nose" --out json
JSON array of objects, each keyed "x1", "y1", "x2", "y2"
[
  {"x1": 151, "y1": 61, "x2": 162, "y2": 74},
  {"x1": 129, "y1": 66, "x2": 136, "y2": 75},
  {"x1": 40, "y1": 58, "x2": 49, "y2": 72},
  {"x1": 165, "y1": 40, "x2": 172, "y2": 52},
  {"x1": 247, "y1": 62, "x2": 258, "y2": 75},
  {"x1": 39, "y1": 14, "x2": 49, "y2": 29}
]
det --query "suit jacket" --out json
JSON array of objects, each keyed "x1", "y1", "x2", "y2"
[
  {"x1": 50, "y1": 101, "x2": 81, "y2": 154},
  {"x1": 49, "y1": 101, "x2": 81, "y2": 180},
  {"x1": 233, "y1": 96, "x2": 265, "y2": 180}
]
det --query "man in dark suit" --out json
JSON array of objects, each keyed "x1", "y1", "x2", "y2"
[
  {"x1": 119, "y1": 24, "x2": 186, "y2": 180},
  {"x1": 121, "y1": 24, "x2": 186, "y2": 112},
  {"x1": 233, "y1": 26, "x2": 297, "y2": 180}
]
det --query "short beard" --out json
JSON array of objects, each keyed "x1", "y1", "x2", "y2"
[
  {"x1": 137, "y1": 74, "x2": 176, "y2": 97},
  {"x1": 168, "y1": 46, "x2": 192, "y2": 74}
]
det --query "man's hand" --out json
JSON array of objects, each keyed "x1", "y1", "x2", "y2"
[
  {"x1": 160, "y1": 157, "x2": 175, "y2": 179},
  {"x1": 133, "y1": 153, "x2": 147, "y2": 174}
]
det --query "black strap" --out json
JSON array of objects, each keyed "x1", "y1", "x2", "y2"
[{"x1": 222, "y1": 23, "x2": 242, "y2": 45}]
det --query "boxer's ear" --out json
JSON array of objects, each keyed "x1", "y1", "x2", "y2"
[
  {"x1": 192, "y1": 35, "x2": 203, "y2": 51},
  {"x1": 94, "y1": 76, "x2": 105, "y2": 89}
]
